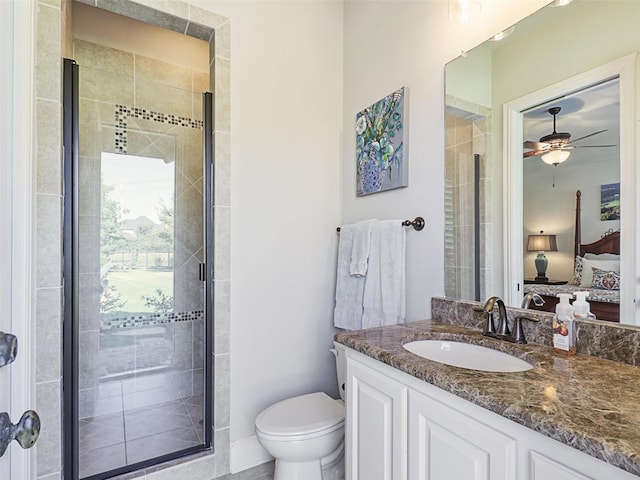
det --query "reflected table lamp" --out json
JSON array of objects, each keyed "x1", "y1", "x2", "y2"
[{"x1": 527, "y1": 231, "x2": 558, "y2": 282}]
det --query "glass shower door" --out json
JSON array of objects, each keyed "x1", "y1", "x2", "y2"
[{"x1": 64, "y1": 57, "x2": 212, "y2": 479}]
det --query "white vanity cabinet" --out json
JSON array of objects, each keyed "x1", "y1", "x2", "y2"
[
  {"x1": 408, "y1": 389, "x2": 516, "y2": 480},
  {"x1": 345, "y1": 353, "x2": 408, "y2": 480},
  {"x1": 345, "y1": 348, "x2": 639, "y2": 480}
]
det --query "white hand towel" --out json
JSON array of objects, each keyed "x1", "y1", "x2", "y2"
[
  {"x1": 362, "y1": 220, "x2": 406, "y2": 328},
  {"x1": 333, "y1": 224, "x2": 365, "y2": 330},
  {"x1": 350, "y1": 219, "x2": 376, "y2": 277}
]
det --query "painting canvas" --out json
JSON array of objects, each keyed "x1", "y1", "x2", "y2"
[
  {"x1": 600, "y1": 182, "x2": 620, "y2": 221},
  {"x1": 356, "y1": 87, "x2": 408, "y2": 196}
]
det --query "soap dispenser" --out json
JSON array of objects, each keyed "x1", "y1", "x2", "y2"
[
  {"x1": 553, "y1": 293, "x2": 576, "y2": 355},
  {"x1": 573, "y1": 291, "x2": 595, "y2": 320}
]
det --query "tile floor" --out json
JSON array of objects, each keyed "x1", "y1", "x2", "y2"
[
  {"x1": 217, "y1": 456, "x2": 344, "y2": 480},
  {"x1": 217, "y1": 462, "x2": 275, "y2": 480},
  {"x1": 216, "y1": 452, "x2": 345, "y2": 480},
  {"x1": 79, "y1": 373, "x2": 204, "y2": 478}
]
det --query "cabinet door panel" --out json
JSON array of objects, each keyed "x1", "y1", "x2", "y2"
[
  {"x1": 409, "y1": 390, "x2": 516, "y2": 480},
  {"x1": 347, "y1": 358, "x2": 407, "y2": 480},
  {"x1": 529, "y1": 451, "x2": 594, "y2": 480},
  {"x1": 428, "y1": 421, "x2": 489, "y2": 479}
]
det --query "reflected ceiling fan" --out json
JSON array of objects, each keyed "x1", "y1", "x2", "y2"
[{"x1": 523, "y1": 106, "x2": 615, "y2": 166}]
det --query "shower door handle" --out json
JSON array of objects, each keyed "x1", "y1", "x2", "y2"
[
  {"x1": 0, "y1": 331, "x2": 17, "y2": 368},
  {"x1": 0, "y1": 410, "x2": 41, "y2": 457}
]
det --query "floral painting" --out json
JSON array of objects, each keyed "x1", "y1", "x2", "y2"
[{"x1": 356, "y1": 87, "x2": 408, "y2": 196}]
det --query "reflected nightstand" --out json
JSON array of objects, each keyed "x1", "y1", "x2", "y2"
[{"x1": 523, "y1": 279, "x2": 568, "y2": 285}]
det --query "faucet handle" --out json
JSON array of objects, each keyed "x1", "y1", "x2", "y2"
[
  {"x1": 473, "y1": 304, "x2": 497, "y2": 336},
  {"x1": 483, "y1": 312, "x2": 496, "y2": 336},
  {"x1": 513, "y1": 316, "x2": 540, "y2": 344}
]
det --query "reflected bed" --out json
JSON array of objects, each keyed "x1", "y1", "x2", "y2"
[{"x1": 525, "y1": 190, "x2": 620, "y2": 322}]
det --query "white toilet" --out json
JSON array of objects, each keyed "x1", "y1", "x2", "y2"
[{"x1": 255, "y1": 342, "x2": 347, "y2": 480}]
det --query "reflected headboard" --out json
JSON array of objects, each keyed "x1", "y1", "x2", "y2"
[{"x1": 574, "y1": 189, "x2": 620, "y2": 258}]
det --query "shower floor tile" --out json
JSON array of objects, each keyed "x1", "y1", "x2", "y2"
[
  {"x1": 78, "y1": 377, "x2": 204, "y2": 477},
  {"x1": 184, "y1": 395, "x2": 204, "y2": 425},
  {"x1": 121, "y1": 371, "x2": 175, "y2": 394},
  {"x1": 126, "y1": 426, "x2": 201, "y2": 465},
  {"x1": 122, "y1": 382, "x2": 190, "y2": 411},
  {"x1": 79, "y1": 442, "x2": 126, "y2": 478},
  {"x1": 79, "y1": 412, "x2": 125, "y2": 451},
  {"x1": 124, "y1": 400, "x2": 193, "y2": 441}
]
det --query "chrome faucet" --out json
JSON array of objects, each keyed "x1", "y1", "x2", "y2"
[
  {"x1": 521, "y1": 292, "x2": 545, "y2": 309},
  {"x1": 481, "y1": 296, "x2": 539, "y2": 344}
]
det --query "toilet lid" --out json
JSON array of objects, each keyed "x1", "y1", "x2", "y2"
[{"x1": 255, "y1": 392, "x2": 345, "y2": 436}]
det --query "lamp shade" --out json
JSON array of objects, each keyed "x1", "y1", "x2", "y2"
[{"x1": 527, "y1": 234, "x2": 558, "y2": 252}]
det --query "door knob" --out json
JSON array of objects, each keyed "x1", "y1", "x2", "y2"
[
  {"x1": 0, "y1": 410, "x2": 41, "y2": 457},
  {"x1": 0, "y1": 331, "x2": 17, "y2": 367}
]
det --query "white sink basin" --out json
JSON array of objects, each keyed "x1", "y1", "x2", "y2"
[{"x1": 403, "y1": 340, "x2": 534, "y2": 373}]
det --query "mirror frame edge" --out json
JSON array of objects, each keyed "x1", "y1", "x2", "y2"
[{"x1": 503, "y1": 53, "x2": 638, "y2": 325}]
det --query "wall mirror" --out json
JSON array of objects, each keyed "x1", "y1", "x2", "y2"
[{"x1": 445, "y1": 0, "x2": 639, "y2": 326}]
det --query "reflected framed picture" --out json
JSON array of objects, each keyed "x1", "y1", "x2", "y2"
[
  {"x1": 600, "y1": 182, "x2": 620, "y2": 221},
  {"x1": 356, "y1": 87, "x2": 408, "y2": 196}
]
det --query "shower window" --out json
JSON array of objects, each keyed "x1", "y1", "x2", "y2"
[{"x1": 99, "y1": 153, "x2": 177, "y2": 378}]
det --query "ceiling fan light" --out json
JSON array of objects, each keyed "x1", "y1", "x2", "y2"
[
  {"x1": 541, "y1": 150, "x2": 570, "y2": 165},
  {"x1": 551, "y1": 0, "x2": 573, "y2": 6}
]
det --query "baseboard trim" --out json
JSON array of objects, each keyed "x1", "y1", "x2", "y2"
[{"x1": 230, "y1": 435, "x2": 273, "y2": 474}]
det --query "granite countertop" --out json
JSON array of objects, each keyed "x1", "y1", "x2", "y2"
[{"x1": 335, "y1": 319, "x2": 640, "y2": 477}]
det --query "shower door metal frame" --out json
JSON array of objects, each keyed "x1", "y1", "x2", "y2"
[
  {"x1": 62, "y1": 57, "x2": 80, "y2": 480},
  {"x1": 203, "y1": 92, "x2": 214, "y2": 449},
  {"x1": 62, "y1": 59, "x2": 215, "y2": 480}
]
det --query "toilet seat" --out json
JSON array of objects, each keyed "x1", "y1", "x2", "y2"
[{"x1": 255, "y1": 392, "x2": 345, "y2": 439}]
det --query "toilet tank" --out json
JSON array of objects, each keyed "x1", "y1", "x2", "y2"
[{"x1": 331, "y1": 341, "x2": 347, "y2": 401}]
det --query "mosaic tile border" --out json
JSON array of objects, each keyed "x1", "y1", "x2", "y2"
[
  {"x1": 115, "y1": 105, "x2": 204, "y2": 154},
  {"x1": 102, "y1": 309, "x2": 204, "y2": 330}
]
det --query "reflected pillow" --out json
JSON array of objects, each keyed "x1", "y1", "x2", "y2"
[
  {"x1": 580, "y1": 258, "x2": 620, "y2": 287},
  {"x1": 568, "y1": 256, "x2": 583, "y2": 286},
  {"x1": 584, "y1": 253, "x2": 620, "y2": 261},
  {"x1": 591, "y1": 267, "x2": 620, "y2": 290}
]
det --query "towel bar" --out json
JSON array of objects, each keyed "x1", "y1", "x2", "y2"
[{"x1": 336, "y1": 217, "x2": 424, "y2": 232}]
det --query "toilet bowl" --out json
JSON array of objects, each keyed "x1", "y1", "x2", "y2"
[{"x1": 255, "y1": 343, "x2": 347, "y2": 480}]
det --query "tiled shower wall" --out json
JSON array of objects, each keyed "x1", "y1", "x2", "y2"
[
  {"x1": 33, "y1": 0, "x2": 231, "y2": 478},
  {"x1": 73, "y1": 37, "x2": 208, "y2": 417},
  {"x1": 444, "y1": 97, "x2": 493, "y2": 301}
]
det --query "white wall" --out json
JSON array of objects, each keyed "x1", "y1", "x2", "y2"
[
  {"x1": 446, "y1": 45, "x2": 493, "y2": 109},
  {"x1": 342, "y1": 0, "x2": 548, "y2": 321},
  {"x1": 190, "y1": 0, "x2": 551, "y2": 471},
  {"x1": 523, "y1": 154, "x2": 620, "y2": 280},
  {"x1": 191, "y1": 0, "x2": 344, "y2": 453}
]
